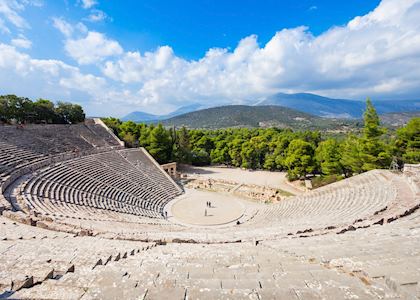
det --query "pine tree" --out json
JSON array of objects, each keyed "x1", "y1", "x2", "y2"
[
  {"x1": 363, "y1": 98, "x2": 384, "y2": 139},
  {"x1": 119, "y1": 121, "x2": 139, "y2": 147},
  {"x1": 210, "y1": 140, "x2": 230, "y2": 165},
  {"x1": 315, "y1": 139, "x2": 343, "y2": 175},
  {"x1": 359, "y1": 98, "x2": 391, "y2": 170},
  {"x1": 340, "y1": 135, "x2": 363, "y2": 176},
  {"x1": 284, "y1": 139, "x2": 315, "y2": 180},
  {"x1": 340, "y1": 98, "x2": 391, "y2": 174},
  {"x1": 148, "y1": 124, "x2": 172, "y2": 164},
  {"x1": 138, "y1": 124, "x2": 152, "y2": 148},
  {"x1": 395, "y1": 117, "x2": 420, "y2": 164},
  {"x1": 176, "y1": 126, "x2": 192, "y2": 163}
]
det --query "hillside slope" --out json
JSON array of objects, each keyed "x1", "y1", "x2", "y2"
[
  {"x1": 257, "y1": 93, "x2": 419, "y2": 118},
  {"x1": 121, "y1": 111, "x2": 159, "y2": 122},
  {"x1": 161, "y1": 105, "x2": 355, "y2": 130},
  {"x1": 380, "y1": 111, "x2": 420, "y2": 127},
  {"x1": 123, "y1": 93, "x2": 419, "y2": 122}
]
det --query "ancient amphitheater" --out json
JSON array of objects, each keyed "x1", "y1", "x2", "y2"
[{"x1": 0, "y1": 119, "x2": 419, "y2": 299}]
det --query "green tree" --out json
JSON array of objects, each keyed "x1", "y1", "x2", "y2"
[
  {"x1": 395, "y1": 117, "x2": 420, "y2": 164},
  {"x1": 228, "y1": 138, "x2": 244, "y2": 167},
  {"x1": 263, "y1": 153, "x2": 276, "y2": 170},
  {"x1": 194, "y1": 135, "x2": 214, "y2": 154},
  {"x1": 0, "y1": 95, "x2": 86, "y2": 124},
  {"x1": 315, "y1": 139, "x2": 343, "y2": 175},
  {"x1": 175, "y1": 126, "x2": 192, "y2": 163},
  {"x1": 263, "y1": 133, "x2": 293, "y2": 170},
  {"x1": 0, "y1": 95, "x2": 33, "y2": 122},
  {"x1": 359, "y1": 98, "x2": 390, "y2": 170},
  {"x1": 119, "y1": 121, "x2": 138, "y2": 136},
  {"x1": 102, "y1": 117, "x2": 122, "y2": 135},
  {"x1": 191, "y1": 148, "x2": 211, "y2": 166},
  {"x1": 33, "y1": 99, "x2": 57, "y2": 123},
  {"x1": 241, "y1": 141, "x2": 258, "y2": 169},
  {"x1": 100, "y1": 117, "x2": 416, "y2": 179},
  {"x1": 284, "y1": 139, "x2": 315, "y2": 180},
  {"x1": 148, "y1": 124, "x2": 172, "y2": 164},
  {"x1": 56, "y1": 102, "x2": 85, "y2": 123},
  {"x1": 0, "y1": 95, "x2": 13, "y2": 122},
  {"x1": 119, "y1": 121, "x2": 139, "y2": 147},
  {"x1": 363, "y1": 98, "x2": 384, "y2": 139},
  {"x1": 122, "y1": 132, "x2": 137, "y2": 147},
  {"x1": 240, "y1": 136, "x2": 268, "y2": 169},
  {"x1": 210, "y1": 140, "x2": 230, "y2": 165},
  {"x1": 340, "y1": 98, "x2": 390, "y2": 173},
  {"x1": 340, "y1": 135, "x2": 363, "y2": 176},
  {"x1": 139, "y1": 124, "x2": 153, "y2": 148},
  {"x1": 359, "y1": 136, "x2": 391, "y2": 171}
]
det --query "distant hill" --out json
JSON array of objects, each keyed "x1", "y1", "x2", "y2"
[
  {"x1": 122, "y1": 92, "x2": 419, "y2": 123},
  {"x1": 122, "y1": 103, "x2": 419, "y2": 131},
  {"x1": 164, "y1": 103, "x2": 205, "y2": 119},
  {"x1": 121, "y1": 111, "x2": 159, "y2": 122},
  {"x1": 256, "y1": 93, "x2": 419, "y2": 118},
  {"x1": 122, "y1": 103, "x2": 205, "y2": 122},
  {"x1": 380, "y1": 111, "x2": 420, "y2": 127},
  {"x1": 161, "y1": 105, "x2": 357, "y2": 130}
]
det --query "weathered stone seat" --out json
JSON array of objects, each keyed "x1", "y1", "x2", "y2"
[
  {"x1": 12, "y1": 147, "x2": 182, "y2": 221},
  {"x1": 1, "y1": 123, "x2": 419, "y2": 299}
]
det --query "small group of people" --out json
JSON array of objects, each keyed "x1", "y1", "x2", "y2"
[{"x1": 204, "y1": 201, "x2": 212, "y2": 217}]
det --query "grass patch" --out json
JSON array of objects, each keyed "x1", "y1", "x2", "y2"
[
  {"x1": 276, "y1": 189, "x2": 294, "y2": 197},
  {"x1": 311, "y1": 175, "x2": 344, "y2": 189}
]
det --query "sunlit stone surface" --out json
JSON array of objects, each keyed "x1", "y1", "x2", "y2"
[{"x1": 0, "y1": 121, "x2": 419, "y2": 299}]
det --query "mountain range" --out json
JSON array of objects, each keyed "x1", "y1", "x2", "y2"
[
  {"x1": 122, "y1": 103, "x2": 204, "y2": 122},
  {"x1": 121, "y1": 92, "x2": 419, "y2": 123},
  {"x1": 256, "y1": 93, "x2": 419, "y2": 118}
]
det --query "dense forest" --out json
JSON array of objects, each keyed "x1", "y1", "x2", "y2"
[
  {"x1": 0, "y1": 95, "x2": 85, "y2": 124},
  {"x1": 103, "y1": 99, "x2": 420, "y2": 184}
]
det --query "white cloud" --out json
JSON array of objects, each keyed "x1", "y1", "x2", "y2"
[
  {"x1": 86, "y1": 9, "x2": 108, "y2": 22},
  {"x1": 52, "y1": 18, "x2": 121, "y2": 65},
  {"x1": 103, "y1": 46, "x2": 180, "y2": 83},
  {"x1": 1, "y1": 0, "x2": 420, "y2": 117},
  {"x1": 0, "y1": 43, "x2": 83, "y2": 84},
  {"x1": 11, "y1": 33, "x2": 31, "y2": 48},
  {"x1": 65, "y1": 31, "x2": 123, "y2": 64},
  {"x1": 0, "y1": 0, "x2": 42, "y2": 33},
  {"x1": 0, "y1": 43, "x2": 112, "y2": 114},
  {"x1": 52, "y1": 17, "x2": 73, "y2": 37},
  {"x1": 101, "y1": 0, "x2": 420, "y2": 108},
  {"x1": 52, "y1": 18, "x2": 89, "y2": 40},
  {"x1": 0, "y1": 17, "x2": 10, "y2": 33},
  {"x1": 79, "y1": 0, "x2": 97, "y2": 9},
  {"x1": 59, "y1": 72, "x2": 106, "y2": 93},
  {"x1": 0, "y1": 0, "x2": 29, "y2": 30}
]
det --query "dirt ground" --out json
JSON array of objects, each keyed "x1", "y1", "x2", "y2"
[
  {"x1": 180, "y1": 165, "x2": 304, "y2": 195},
  {"x1": 169, "y1": 188, "x2": 246, "y2": 226}
]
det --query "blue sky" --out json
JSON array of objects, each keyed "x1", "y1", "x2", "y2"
[
  {"x1": 0, "y1": 0, "x2": 419, "y2": 117},
  {"x1": 86, "y1": 0, "x2": 381, "y2": 59}
]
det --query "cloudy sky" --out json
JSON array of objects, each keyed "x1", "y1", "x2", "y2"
[{"x1": 0, "y1": 0, "x2": 419, "y2": 117}]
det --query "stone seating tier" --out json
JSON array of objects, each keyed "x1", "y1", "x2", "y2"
[
  {"x1": 0, "y1": 216, "x2": 155, "y2": 295},
  {"x1": 19, "y1": 149, "x2": 182, "y2": 219},
  {"x1": 7, "y1": 209, "x2": 420, "y2": 299},
  {"x1": 0, "y1": 119, "x2": 418, "y2": 299},
  {"x1": 9, "y1": 168, "x2": 416, "y2": 246}
]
